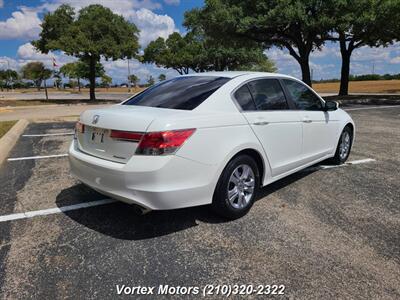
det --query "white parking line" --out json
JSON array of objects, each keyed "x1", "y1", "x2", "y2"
[
  {"x1": 304, "y1": 158, "x2": 376, "y2": 172},
  {"x1": 345, "y1": 105, "x2": 400, "y2": 111},
  {"x1": 7, "y1": 153, "x2": 68, "y2": 161},
  {"x1": 0, "y1": 157, "x2": 376, "y2": 223},
  {"x1": 0, "y1": 199, "x2": 116, "y2": 223},
  {"x1": 23, "y1": 132, "x2": 74, "y2": 137}
]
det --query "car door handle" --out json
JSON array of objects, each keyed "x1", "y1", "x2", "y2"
[
  {"x1": 302, "y1": 119, "x2": 312, "y2": 123},
  {"x1": 253, "y1": 121, "x2": 269, "y2": 126}
]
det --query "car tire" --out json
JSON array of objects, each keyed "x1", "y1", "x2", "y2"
[
  {"x1": 212, "y1": 154, "x2": 260, "y2": 219},
  {"x1": 331, "y1": 126, "x2": 353, "y2": 165}
]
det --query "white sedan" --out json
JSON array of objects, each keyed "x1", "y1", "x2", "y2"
[{"x1": 69, "y1": 72, "x2": 354, "y2": 219}]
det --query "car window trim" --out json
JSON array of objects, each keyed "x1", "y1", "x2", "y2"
[{"x1": 231, "y1": 77, "x2": 293, "y2": 112}]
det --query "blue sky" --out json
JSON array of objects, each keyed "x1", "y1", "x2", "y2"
[{"x1": 1, "y1": 0, "x2": 399, "y2": 83}]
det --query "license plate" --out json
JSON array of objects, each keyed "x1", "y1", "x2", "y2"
[{"x1": 90, "y1": 127, "x2": 108, "y2": 144}]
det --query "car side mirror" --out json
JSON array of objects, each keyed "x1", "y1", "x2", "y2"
[{"x1": 324, "y1": 100, "x2": 338, "y2": 111}]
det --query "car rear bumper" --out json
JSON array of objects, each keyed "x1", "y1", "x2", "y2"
[{"x1": 68, "y1": 140, "x2": 217, "y2": 210}]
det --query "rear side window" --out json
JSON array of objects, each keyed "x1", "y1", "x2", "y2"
[
  {"x1": 283, "y1": 79, "x2": 323, "y2": 110},
  {"x1": 233, "y1": 84, "x2": 256, "y2": 110},
  {"x1": 247, "y1": 79, "x2": 289, "y2": 110},
  {"x1": 123, "y1": 76, "x2": 230, "y2": 110}
]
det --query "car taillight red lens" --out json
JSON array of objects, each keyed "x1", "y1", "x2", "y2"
[
  {"x1": 110, "y1": 130, "x2": 143, "y2": 141},
  {"x1": 75, "y1": 122, "x2": 85, "y2": 134},
  {"x1": 136, "y1": 128, "x2": 196, "y2": 155}
]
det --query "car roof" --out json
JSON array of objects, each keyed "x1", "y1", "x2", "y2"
[{"x1": 180, "y1": 71, "x2": 296, "y2": 80}]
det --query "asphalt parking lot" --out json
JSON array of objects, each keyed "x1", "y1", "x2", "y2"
[{"x1": 0, "y1": 106, "x2": 399, "y2": 299}]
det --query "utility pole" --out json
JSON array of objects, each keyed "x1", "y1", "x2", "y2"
[{"x1": 127, "y1": 59, "x2": 131, "y2": 92}]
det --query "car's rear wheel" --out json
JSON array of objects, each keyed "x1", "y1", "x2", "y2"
[
  {"x1": 212, "y1": 155, "x2": 259, "y2": 219},
  {"x1": 331, "y1": 126, "x2": 353, "y2": 165}
]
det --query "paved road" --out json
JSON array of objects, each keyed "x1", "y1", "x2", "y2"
[
  {"x1": 0, "y1": 104, "x2": 112, "y2": 121},
  {"x1": 0, "y1": 107, "x2": 399, "y2": 299},
  {"x1": 0, "y1": 91, "x2": 132, "y2": 101}
]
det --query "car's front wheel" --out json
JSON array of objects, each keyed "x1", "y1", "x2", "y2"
[
  {"x1": 331, "y1": 126, "x2": 353, "y2": 165},
  {"x1": 212, "y1": 154, "x2": 260, "y2": 219}
]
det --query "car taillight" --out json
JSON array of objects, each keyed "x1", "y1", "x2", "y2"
[
  {"x1": 110, "y1": 130, "x2": 143, "y2": 141},
  {"x1": 136, "y1": 128, "x2": 196, "y2": 155},
  {"x1": 75, "y1": 122, "x2": 85, "y2": 134}
]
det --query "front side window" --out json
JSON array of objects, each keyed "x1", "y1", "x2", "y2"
[
  {"x1": 283, "y1": 79, "x2": 323, "y2": 110},
  {"x1": 247, "y1": 79, "x2": 289, "y2": 110},
  {"x1": 123, "y1": 76, "x2": 230, "y2": 110}
]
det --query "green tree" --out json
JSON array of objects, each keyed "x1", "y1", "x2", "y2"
[
  {"x1": 33, "y1": 4, "x2": 140, "y2": 100},
  {"x1": 21, "y1": 62, "x2": 52, "y2": 100},
  {"x1": 101, "y1": 74, "x2": 112, "y2": 89},
  {"x1": 128, "y1": 74, "x2": 139, "y2": 88},
  {"x1": 0, "y1": 69, "x2": 18, "y2": 91},
  {"x1": 185, "y1": 0, "x2": 332, "y2": 86},
  {"x1": 60, "y1": 62, "x2": 81, "y2": 91},
  {"x1": 143, "y1": 33, "x2": 193, "y2": 74},
  {"x1": 61, "y1": 60, "x2": 104, "y2": 92},
  {"x1": 235, "y1": 55, "x2": 277, "y2": 73},
  {"x1": 326, "y1": 0, "x2": 399, "y2": 95},
  {"x1": 147, "y1": 75, "x2": 155, "y2": 86},
  {"x1": 144, "y1": 31, "x2": 273, "y2": 73},
  {"x1": 158, "y1": 74, "x2": 166, "y2": 81},
  {"x1": 53, "y1": 71, "x2": 62, "y2": 89}
]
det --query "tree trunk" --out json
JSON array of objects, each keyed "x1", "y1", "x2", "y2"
[
  {"x1": 89, "y1": 56, "x2": 96, "y2": 101},
  {"x1": 284, "y1": 43, "x2": 312, "y2": 86},
  {"x1": 78, "y1": 78, "x2": 81, "y2": 92},
  {"x1": 339, "y1": 51, "x2": 351, "y2": 96},
  {"x1": 300, "y1": 59, "x2": 312, "y2": 87},
  {"x1": 44, "y1": 80, "x2": 49, "y2": 101}
]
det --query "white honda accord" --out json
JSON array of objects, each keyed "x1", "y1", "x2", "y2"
[{"x1": 69, "y1": 72, "x2": 354, "y2": 219}]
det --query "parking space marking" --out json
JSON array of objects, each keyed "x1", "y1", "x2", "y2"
[
  {"x1": 7, "y1": 153, "x2": 68, "y2": 161},
  {"x1": 0, "y1": 199, "x2": 116, "y2": 223},
  {"x1": 345, "y1": 105, "x2": 400, "y2": 111},
  {"x1": 304, "y1": 158, "x2": 376, "y2": 172},
  {"x1": 0, "y1": 158, "x2": 377, "y2": 224},
  {"x1": 22, "y1": 132, "x2": 74, "y2": 137}
]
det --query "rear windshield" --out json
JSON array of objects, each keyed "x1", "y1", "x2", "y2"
[{"x1": 123, "y1": 76, "x2": 231, "y2": 110}]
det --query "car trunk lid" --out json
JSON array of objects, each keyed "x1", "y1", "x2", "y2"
[{"x1": 76, "y1": 105, "x2": 185, "y2": 163}]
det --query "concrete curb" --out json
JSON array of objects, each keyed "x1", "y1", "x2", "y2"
[{"x1": 0, "y1": 119, "x2": 29, "y2": 166}]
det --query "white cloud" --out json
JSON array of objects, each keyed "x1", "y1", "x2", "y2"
[
  {"x1": 390, "y1": 56, "x2": 400, "y2": 64},
  {"x1": 0, "y1": 1, "x2": 180, "y2": 83},
  {"x1": 125, "y1": 8, "x2": 178, "y2": 47},
  {"x1": 164, "y1": 0, "x2": 180, "y2": 5},
  {"x1": 0, "y1": 1, "x2": 179, "y2": 48},
  {"x1": 39, "y1": 0, "x2": 162, "y2": 13},
  {"x1": 0, "y1": 7, "x2": 41, "y2": 39},
  {"x1": 17, "y1": 43, "x2": 76, "y2": 69},
  {"x1": 352, "y1": 46, "x2": 391, "y2": 62},
  {"x1": 311, "y1": 45, "x2": 340, "y2": 58},
  {"x1": 102, "y1": 58, "x2": 178, "y2": 84},
  {"x1": 0, "y1": 56, "x2": 19, "y2": 70}
]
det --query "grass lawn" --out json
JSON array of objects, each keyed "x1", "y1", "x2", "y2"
[
  {"x1": 313, "y1": 80, "x2": 400, "y2": 94},
  {"x1": 0, "y1": 120, "x2": 17, "y2": 139}
]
